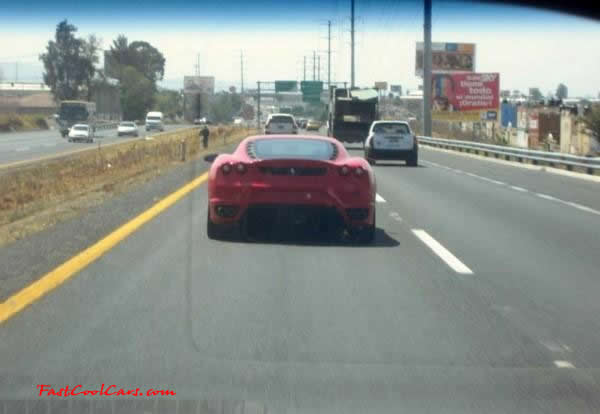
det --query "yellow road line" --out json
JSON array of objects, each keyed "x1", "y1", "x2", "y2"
[{"x1": 0, "y1": 172, "x2": 209, "y2": 325}]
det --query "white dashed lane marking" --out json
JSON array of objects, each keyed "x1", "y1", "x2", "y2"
[
  {"x1": 423, "y1": 159, "x2": 600, "y2": 217},
  {"x1": 554, "y1": 360, "x2": 575, "y2": 369},
  {"x1": 412, "y1": 229, "x2": 474, "y2": 275},
  {"x1": 375, "y1": 193, "x2": 386, "y2": 203}
]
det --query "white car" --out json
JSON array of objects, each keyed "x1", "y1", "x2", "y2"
[
  {"x1": 364, "y1": 121, "x2": 418, "y2": 166},
  {"x1": 68, "y1": 124, "x2": 93, "y2": 143},
  {"x1": 117, "y1": 121, "x2": 139, "y2": 137},
  {"x1": 264, "y1": 113, "x2": 298, "y2": 135}
]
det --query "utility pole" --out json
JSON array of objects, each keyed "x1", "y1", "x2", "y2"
[
  {"x1": 327, "y1": 20, "x2": 332, "y2": 91},
  {"x1": 194, "y1": 54, "x2": 200, "y2": 76},
  {"x1": 240, "y1": 50, "x2": 244, "y2": 94},
  {"x1": 15, "y1": 62, "x2": 18, "y2": 82},
  {"x1": 313, "y1": 51, "x2": 316, "y2": 81},
  {"x1": 350, "y1": 0, "x2": 355, "y2": 88},
  {"x1": 423, "y1": 0, "x2": 432, "y2": 137},
  {"x1": 257, "y1": 81, "x2": 261, "y2": 129},
  {"x1": 303, "y1": 56, "x2": 307, "y2": 81},
  {"x1": 317, "y1": 56, "x2": 320, "y2": 81}
]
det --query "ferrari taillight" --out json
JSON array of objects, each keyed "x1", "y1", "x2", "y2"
[
  {"x1": 339, "y1": 165, "x2": 366, "y2": 177},
  {"x1": 235, "y1": 163, "x2": 247, "y2": 174},
  {"x1": 221, "y1": 163, "x2": 232, "y2": 175}
]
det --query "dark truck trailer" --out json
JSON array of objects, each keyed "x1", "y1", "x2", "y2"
[{"x1": 328, "y1": 87, "x2": 379, "y2": 145}]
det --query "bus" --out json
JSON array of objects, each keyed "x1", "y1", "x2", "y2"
[{"x1": 57, "y1": 101, "x2": 97, "y2": 137}]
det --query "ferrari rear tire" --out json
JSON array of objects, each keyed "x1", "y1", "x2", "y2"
[
  {"x1": 207, "y1": 210, "x2": 225, "y2": 240},
  {"x1": 351, "y1": 210, "x2": 376, "y2": 244}
]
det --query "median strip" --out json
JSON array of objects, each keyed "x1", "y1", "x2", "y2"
[{"x1": 0, "y1": 171, "x2": 209, "y2": 326}]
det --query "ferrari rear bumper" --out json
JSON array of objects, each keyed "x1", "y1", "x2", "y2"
[{"x1": 209, "y1": 188, "x2": 374, "y2": 230}]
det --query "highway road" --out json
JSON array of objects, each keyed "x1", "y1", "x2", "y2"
[
  {"x1": 1, "y1": 132, "x2": 600, "y2": 412},
  {"x1": 0, "y1": 124, "x2": 189, "y2": 167}
]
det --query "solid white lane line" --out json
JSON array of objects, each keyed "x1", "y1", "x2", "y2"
[
  {"x1": 478, "y1": 177, "x2": 506, "y2": 185},
  {"x1": 554, "y1": 360, "x2": 575, "y2": 369},
  {"x1": 566, "y1": 202, "x2": 600, "y2": 216},
  {"x1": 412, "y1": 229, "x2": 474, "y2": 275},
  {"x1": 536, "y1": 193, "x2": 558, "y2": 201},
  {"x1": 510, "y1": 185, "x2": 528, "y2": 192},
  {"x1": 375, "y1": 193, "x2": 386, "y2": 203}
]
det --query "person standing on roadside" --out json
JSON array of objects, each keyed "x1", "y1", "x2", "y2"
[{"x1": 201, "y1": 125, "x2": 210, "y2": 149}]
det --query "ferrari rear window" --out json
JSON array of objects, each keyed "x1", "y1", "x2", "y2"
[
  {"x1": 373, "y1": 123, "x2": 410, "y2": 134},
  {"x1": 252, "y1": 139, "x2": 336, "y2": 160}
]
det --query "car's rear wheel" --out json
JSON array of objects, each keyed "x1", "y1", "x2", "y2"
[
  {"x1": 407, "y1": 149, "x2": 418, "y2": 167},
  {"x1": 207, "y1": 208, "x2": 241, "y2": 240},
  {"x1": 350, "y1": 210, "x2": 376, "y2": 244}
]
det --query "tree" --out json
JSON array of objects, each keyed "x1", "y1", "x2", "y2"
[
  {"x1": 120, "y1": 66, "x2": 154, "y2": 121},
  {"x1": 107, "y1": 36, "x2": 165, "y2": 83},
  {"x1": 529, "y1": 88, "x2": 543, "y2": 101},
  {"x1": 155, "y1": 89, "x2": 182, "y2": 120},
  {"x1": 556, "y1": 83, "x2": 568, "y2": 100},
  {"x1": 581, "y1": 104, "x2": 600, "y2": 147},
  {"x1": 209, "y1": 93, "x2": 234, "y2": 123},
  {"x1": 81, "y1": 34, "x2": 102, "y2": 100},
  {"x1": 241, "y1": 103, "x2": 255, "y2": 120},
  {"x1": 39, "y1": 20, "x2": 98, "y2": 101}
]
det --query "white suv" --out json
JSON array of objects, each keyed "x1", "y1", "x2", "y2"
[
  {"x1": 364, "y1": 121, "x2": 418, "y2": 166},
  {"x1": 264, "y1": 113, "x2": 298, "y2": 135}
]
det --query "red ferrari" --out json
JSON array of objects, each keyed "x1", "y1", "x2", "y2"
[{"x1": 207, "y1": 134, "x2": 376, "y2": 243}]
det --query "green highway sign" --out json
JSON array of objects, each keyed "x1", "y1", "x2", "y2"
[
  {"x1": 301, "y1": 81, "x2": 323, "y2": 95},
  {"x1": 275, "y1": 81, "x2": 298, "y2": 92}
]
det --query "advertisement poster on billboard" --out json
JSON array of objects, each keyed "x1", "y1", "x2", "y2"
[
  {"x1": 415, "y1": 42, "x2": 475, "y2": 77},
  {"x1": 183, "y1": 76, "x2": 215, "y2": 95},
  {"x1": 431, "y1": 72, "x2": 499, "y2": 122}
]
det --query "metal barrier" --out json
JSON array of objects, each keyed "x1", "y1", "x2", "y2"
[
  {"x1": 95, "y1": 122, "x2": 118, "y2": 131},
  {"x1": 418, "y1": 136, "x2": 600, "y2": 175}
]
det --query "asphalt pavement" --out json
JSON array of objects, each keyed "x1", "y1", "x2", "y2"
[
  {"x1": 0, "y1": 124, "x2": 189, "y2": 167},
  {"x1": 0, "y1": 132, "x2": 600, "y2": 412}
]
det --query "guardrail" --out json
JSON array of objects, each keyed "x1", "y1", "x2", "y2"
[
  {"x1": 418, "y1": 136, "x2": 600, "y2": 175},
  {"x1": 95, "y1": 122, "x2": 118, "y2": 131}
]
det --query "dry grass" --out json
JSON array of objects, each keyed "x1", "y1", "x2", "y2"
[
  {"x1": 0, "y1": 126, "x2": 256, "y2": 246},
  {"x1": 0, "y1": 113, "x2": 49, "y2": 132}
]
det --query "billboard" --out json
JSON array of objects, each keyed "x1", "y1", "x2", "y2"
[
  {"x1": 183, "y1": 76, "x2": 215, "y2": 95},
  {"x1": 374, "y1": 82, "x2": 388, "y2": 90},
  {"x1": 431, "y1": 73, "x2": 499, "y2": 122},
  {"x1": 416, "y1": 42, "x2": 475, "y2": 77}
]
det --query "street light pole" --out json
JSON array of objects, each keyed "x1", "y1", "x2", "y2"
[{"x1": 423, "y1": 0, "x2": 432, "y2": 137}]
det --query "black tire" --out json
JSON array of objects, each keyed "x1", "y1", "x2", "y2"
[
  {"x1": 407, "y1": 149, "x2": 418, "y2": 167},
  {"x1": 351, "y1": 210, "x2": 376, "y2": 244},
  {"x1": 207, "y1": 210, "x2": 224, "y2": 240},
  {"x1": 67, "y1": 138, "x2": 72, "y2": 142}
]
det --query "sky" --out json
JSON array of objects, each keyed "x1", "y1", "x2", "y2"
[{"x1": 1, "y1": 0, "x2": 599, "y2": 97}]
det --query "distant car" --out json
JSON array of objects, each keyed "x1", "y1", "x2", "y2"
[
  {"x1": 117, "y1": 121, "x2": 139, "y2": 137},
  {"x1": 264, "y1": 113, "x2": 298, "y2": 135},
  {"x1": 207, "y1": 134, "x2": 376, "y2": 243},
  {"x1": 233, "y1": 118, "x2": 243, "y2": 125},
  {"x1": 306, "y1": 120, "x2": 322, "y2": 131},
  {"x1": 364, "y1": 121, "x2": 418, "y2": 166},
  {"x1": 68, "y1": 124, "x2": 93, "y2": 143}
]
